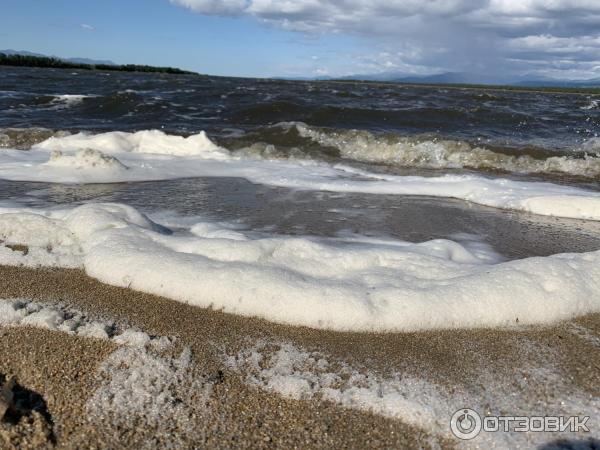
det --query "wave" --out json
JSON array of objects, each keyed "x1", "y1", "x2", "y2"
[
  {"x1": 229, "y1": 100, "x2": 534, "y2": 130},
  {"x1": 1, "y1": 129, "x2": 600, "y2": 221},
  {"x1": 581, "y1": 98, "x2": 600, "y2": 110},
  {"x1": 50, "y1": 94, "x2": 94, "y2": 109},
  {"x1": 232, "y1": 122, "x2": 600, "y2": 179},
  {"x1": 8, "y1": 91, "x2": 159, "y2": 117},
  {"x1": 8, "y1": 125, "x2": 599, "y2": 181},
  {"x1": 2, "y1": 93, "x2": 97, "y2": 114},
  {"x1": 78, "y1": 91, "x2": 149, "y2": 117}
]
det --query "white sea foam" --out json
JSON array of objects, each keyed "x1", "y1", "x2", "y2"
[
  {"x1": 50, "y1": 94, "x2": 93, "y2": 109},
  {"x1": 87, "y1": 345, "x2": 211, "y2": 440},
  {"x1": 0, "y1": 296, "x2": 207, "y2": 445},
  {"x1": 1, "y1": 130, "x2": 600, "y2": 220},
  {"x1": 0, "y1": 202, "x2": 599, "y2": 332},
  {"x1": 45, "y1": 148, "x2": 129, "y2": 171},
  {"x1": 0, "y1": 211, "x2": 82, "y2": 268},
  {"x1": 0, "y1": 298, "x2": 168, "y2": 346},
  {"x1": 226, "y1": 340, "x2": 599, "y2": 448},
  {"x1": 581, "y1": 98, "x2": 600, "y2": 110},
  {"x1": 34, "y1": 129, "x2": 228, "y2": 157}
]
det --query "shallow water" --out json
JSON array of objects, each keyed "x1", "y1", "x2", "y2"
[{"x1": 3, "y1": 177, "x2": 600, "y2": 261}]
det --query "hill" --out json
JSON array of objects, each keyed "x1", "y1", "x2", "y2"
[
  {"x1": 0, "y1": 51, "x2": 194, "y2": 75},
  {"x1": 324, "y1": 71, "x2": 600, "y2": 89}
]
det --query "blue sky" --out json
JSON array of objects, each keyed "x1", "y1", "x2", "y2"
[
  {"x1": 1, "y1": 0, "x2": 364, "y2": 78},
  {"x1": 3, "y1": 0, "x2": 600, "y2": 80}
]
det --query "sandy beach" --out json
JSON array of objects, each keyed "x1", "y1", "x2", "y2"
[
  {"x1": 1, "y1": 264, "x2": 598, "y2": 449},
  {"x1": 1, "y1": 63, "x2": 600, "y2": 449}
]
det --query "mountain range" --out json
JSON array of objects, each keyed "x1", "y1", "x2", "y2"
[
  {"x1": 323, "y1": 71, "x2": 600, "y2": 88},
  {"x1": 0, "y1": 49, "x2": 115, "y2": 66}
]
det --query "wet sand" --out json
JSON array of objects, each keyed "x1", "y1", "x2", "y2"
[{"x1": 0, "y1": 264, "x2": 599, "y2": 449}]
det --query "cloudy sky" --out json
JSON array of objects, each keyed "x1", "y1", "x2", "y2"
[{"x1": 3, "y1": 0, "x2": 600, "y2": 81}]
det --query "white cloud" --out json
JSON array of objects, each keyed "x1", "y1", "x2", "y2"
[
  {"x1": 169, "y1": 0, "x2": 600, "y2": 79},
  {"x1": 170, "y1": 0, "x2": 248, "y2": 15},
  {"x1": 508, "y1": 35, "x2": 600, "y2": 56},
  {"x1": 80, "y1": 23, "x2": 95, "y2": 31},
  {"x1": 172, "y1": 0, "x2": 488, "y2": 33},
  {"x1": 170, "y1": 0, "x2": 600, "y2": 32}
]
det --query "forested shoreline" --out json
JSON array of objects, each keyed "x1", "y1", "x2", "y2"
[{"x1": 0, "y1": 53, "x2": 194, "y2": 74}]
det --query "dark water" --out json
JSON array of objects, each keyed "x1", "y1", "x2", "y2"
[{"x1": 1, "y1": 66, "x2": 598, "y2": 154}]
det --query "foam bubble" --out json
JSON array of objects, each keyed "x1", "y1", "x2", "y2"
[
  {"x1": 226, "y1": 340, "x2": 600, "y2": 448},
  {"x1": 0, "y1": 298, "x2": 159, "y2": 346},
  {"x1": 1, "y1": 203, "x2": 599, "y2": 332},
  {"x1": 86, "y1": 344, "x2": 213, "y2": 446},
  {"x1": 0, "y1": 211, "x2": 82, "y2": 268}
]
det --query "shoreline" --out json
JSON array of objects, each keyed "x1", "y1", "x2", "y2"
[
  {"x1": 1, "y1": 264, "x2": 599, "y2": 448},
  {"x1": 1, "y1": 53, "x2": 600, "y2": 450},
  {"x1": 4, "y1": 64, "x2": 599, "y2": 95}
]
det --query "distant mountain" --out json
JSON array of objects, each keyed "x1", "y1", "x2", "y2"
[
  {"x1": 317, "y1": 70, "x2": 600, "y2": 88},
  {"x1": 327, "y1": 71, "x2": 512, "y2": 85},
  {"x1": 0, "y1": 49, "x2": 46, "y2": 58},
  {"x1": 0, "y1": 49, "x2": 115, "y2": 66},
  {"x1": 514, "y1": 78, "x2": 600, "y2": 88},
  {"x1": 64, "y1": 57, "x2": 116, "y2": 66}
]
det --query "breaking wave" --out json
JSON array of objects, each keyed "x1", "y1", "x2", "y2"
[
  {"x1": 3, "y1": 125, "x2": 600, "y2": 180},
  {"x1": 50, "y1": 94, "x2": 95, "y2": 109},
  {"x1": 581, "y1": 98, "x2": 600, "y2": 110},
  {"x1": 232, "y1": 122, "x2": 600, "y2": 179}
]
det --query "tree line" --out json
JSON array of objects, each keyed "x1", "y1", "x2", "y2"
[{"x1": 0, "y1": 53, "x2": 195, "y2": 75}]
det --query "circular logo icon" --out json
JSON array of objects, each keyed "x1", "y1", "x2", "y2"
[{"x1": 450, "y1": 408, "x2": 482, "y2": 440}]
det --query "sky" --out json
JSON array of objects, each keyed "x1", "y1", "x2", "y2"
[{"x1": 2, "y1": 0, "x2": 600, "y2": 81}]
